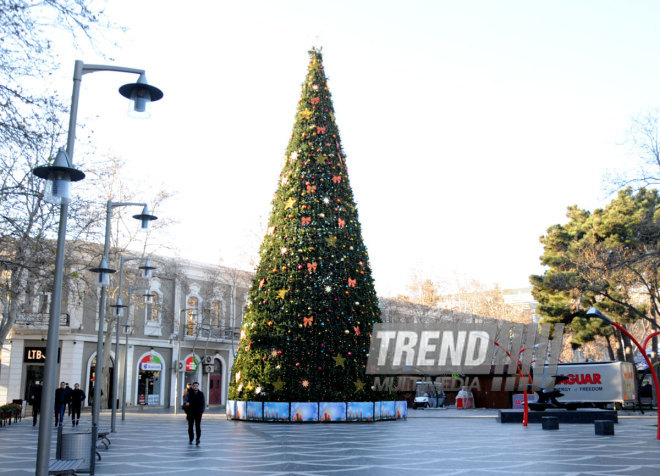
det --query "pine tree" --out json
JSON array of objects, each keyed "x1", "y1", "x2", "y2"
[{"x1": 229, "y1": 48, "x2": 385, "y2": 402}]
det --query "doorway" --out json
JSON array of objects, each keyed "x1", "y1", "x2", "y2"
[
  {"x1": 209, "y1": 359, "x2": 223, "y2": 404},
  {"x1": 87, "y1": 356, "x2": 114, "y2": 408},
  {"x1": 24, "y1": 365, "x2": 44, "y2": 401}
]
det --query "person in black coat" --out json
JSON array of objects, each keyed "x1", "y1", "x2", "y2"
[
  {"x1": 69, "y1": 383, "x2": 86, "y2": 426},
  {"x1": 54, "y1": 381, "x2": 69, "y2": 426},
  {"x1": 182, "y1": 382, "x2": 205, "y2": 445},
  {"x1": 29, "y1": 381, "x2": 43, "y2": 426}
]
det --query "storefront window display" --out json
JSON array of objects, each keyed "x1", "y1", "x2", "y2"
[{"x1": 137, "y1": 353, "x2": 163, "y2": 405}]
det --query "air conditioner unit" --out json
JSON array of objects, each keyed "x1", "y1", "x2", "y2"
[
  {"x1": 203, "y1": 355, "x2": 213, "y2": 364},
  {"x1": 203, "y1": 365, "x2": 213, "y2": 373}
]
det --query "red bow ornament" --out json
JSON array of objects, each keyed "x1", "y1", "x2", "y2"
[
  {"x1": 310, "y1": 97, "x2": 320, "y2": 105},
  {"x1": 353, "y1": 326, "x2": 360, "y2": 336},
  {"x1": 338, "y1": 218, "x2": 346, "y2": 228},
  {"x1": 316, "y1": 126, "x2": 326, "y2": 134},
  {"x1": 307, "y1": 262, "x2": 317, "y2": 273},
  {"x1": 348, "y1": 278, "x2": 356, "y2": 288},
  {"x1": 303, "y1": 316, "x2": 314, "y2": 327},
  {"x1": 301, "y1": 216, "x2": 311, "y2": 226},
  {"x1": 332, "y1": 175, "x2": 341, "y2": 184}
]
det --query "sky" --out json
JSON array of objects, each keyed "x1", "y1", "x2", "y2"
[{"x1": 49, "y1": 0, "x2": 660, "y2": 297}]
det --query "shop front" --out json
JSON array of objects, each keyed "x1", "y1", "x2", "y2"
[{"x1": 137, "y1": 352, "x2": 165, "y2": 406}]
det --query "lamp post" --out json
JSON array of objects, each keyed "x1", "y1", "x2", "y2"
[
  {"x1": 32, "y1": 60, "x2": 162, "y2": 476},
  {"x1": 89, "y1": 202, "x2": 156, "y2": 473},
  {"x1": 119, "y1": 285, "x2": 149, "y2": 421},
  {"x1": 586, "y1": 307, "x2": 660, "y2": 440},
  {"x1": 174, "y1": 308, "x2": 196, "y2": 415},
  {"x1": 109, "y1": 256, "x2": 155, "y2": 431}
]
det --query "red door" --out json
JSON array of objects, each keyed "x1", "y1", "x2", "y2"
[
  {"x1": 209, "y1": 359, "x2": 222, "y2": 405},
  {"x1": 209, "y1": 373, "x2": 222, "y2": 404}
]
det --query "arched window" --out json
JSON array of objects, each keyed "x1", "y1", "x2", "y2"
[
  {"x1": 146, "y1": 291, "x2": 160, "y2": 322},
  {"x1": 211, "y1": 299, "x2": 223, "y2": 329},
  {"x1": 187, "y1": 296, "x2": 199, "y2": 336}
]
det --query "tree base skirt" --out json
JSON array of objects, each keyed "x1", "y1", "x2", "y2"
[{"x1": 226, "y1": 400, "x2": 408, "y2": 422}]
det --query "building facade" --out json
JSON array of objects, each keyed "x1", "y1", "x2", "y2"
[{"x1": 0, "y1": 257, "x2": 251, "y2": 409}]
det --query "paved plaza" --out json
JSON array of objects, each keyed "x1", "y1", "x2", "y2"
[{"x1": 0, "y1": 408, "x2": 659, "y2": 475}]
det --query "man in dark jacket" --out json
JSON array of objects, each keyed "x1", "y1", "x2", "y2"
[
  {"x1": 29, "y1": 381, "x2": 43, "y2": 426},
  {"x1": 69, "y1": 383, "x2": 86, "y2": 426},
  {"x1": 54, "y1": 381, "x2": 69, "y2": 426},
  {"x1": 182, "y1": 381, "x2": 205, "y2": 445}
]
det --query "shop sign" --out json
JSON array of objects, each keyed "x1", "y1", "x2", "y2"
[
  {"x1": 139, "y1": 353, "x2": 163, "y2": 371},
  {"x1": 24, "y1": 346, "x2": 60, "y2": 363},
  {"x1": 185, "y1": 355, "x2": 200, "y2": 371}
]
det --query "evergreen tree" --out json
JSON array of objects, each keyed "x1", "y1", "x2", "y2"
[
  {"x1": 229, "y1": 48, "x2": 385, "y2": 402},
  {"x1": 531, "y1": 188, "x2": 660, "y2": 357}
]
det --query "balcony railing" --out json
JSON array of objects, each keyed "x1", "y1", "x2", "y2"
[
  {"x1": 185, "y1": 324, "x2": 240, "y2": 341},
  {"x1": 15, "y1": 313, "x2": 70, "y2": 327}
]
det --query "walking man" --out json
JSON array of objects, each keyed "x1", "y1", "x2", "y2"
[
  {"x1": 29, "y1": 381, "x2": 43, "y2": 426},
  {"x1": 182, "y1": 382, "x2": 205, "y2": 445},
  {"x1": 70, "y1": 383, "x2": 86, "y2": 426},
  {"x1": 54, "y1": 382, "x2": 69, "y2": 426}
]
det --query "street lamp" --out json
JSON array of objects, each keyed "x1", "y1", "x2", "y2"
[
  {"x1": 174, "y1": 308, "x2": 196, "y2": 415},
  {"x1": 89, "y1": 201, "x2": 156, "y2": 473},
  {"x1": 119, "y1": 285, "x2": 150, "y2": 421},
  {"x1": 586, "y1": 307, "x2": 660, "y2": 440},
  {"x1": 32, "y1": 60, "x2": 162, "y2": 476},
  {"x1": 109, "y1": 256, "x2": 156, "y2": 431}
]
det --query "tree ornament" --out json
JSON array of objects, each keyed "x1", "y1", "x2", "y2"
[
  {"x1": 277, "y1": 289, "x2": 289, "y2": 300},
  {"x1": 301, "y1": 216, "x2": 311, "y2": 226},
  {"x1": 303, "y1": 316, "x2": 313, "y2": 326},
  {"x1": 333, "y1": 354, "x2": 346, "y2": 368}
]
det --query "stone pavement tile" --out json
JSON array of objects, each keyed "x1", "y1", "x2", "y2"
[{"x1": 1, "y1": 412, "x2": 659, "y2": 475}]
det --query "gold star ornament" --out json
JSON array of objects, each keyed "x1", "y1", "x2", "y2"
[
  {"x1": 354, "y1": 379, "x2": 365, "y2": 392},
  {"x1": 333, "y1": 353, "x2": 346, "y2": 368},
  {"x1": 277, "y1": 289, "x2": 289, "y2": 300},
  {"x1": 272, "y1": 378, "x2": 285, "y2": 391}
]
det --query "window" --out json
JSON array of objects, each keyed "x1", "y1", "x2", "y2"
[
  {"x1": 146, "y1": 291, "x2": 160, "y2": 322},
  {"x1": 38, "y1": 293, "x2": 50, "y2": 314},
  {"x1": 187, "y1": 296, "x2": 198, "y2": 336},
  {"x1": 211, "y1": 300, "x2": 223, "y2": 329}
]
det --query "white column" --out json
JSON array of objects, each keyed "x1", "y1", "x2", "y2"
[{"x1": 126, "y1": 344, "x2": 134, "y2": 405}]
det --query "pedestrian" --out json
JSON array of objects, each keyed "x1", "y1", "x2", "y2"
[
  {"x1": 183, "y1": 382, "x2": 191, "y2": 399},
  {"x1": 54, "y1": 381, "x2": 69, "y2": 427},
  {"x1": 65, "y1": 383, "x2": 72, "y2": 416},
  {"x1": 182, "y1": 382, "x2": 205, "y2": 446},
  {"x1": 29, "y1": 381, "x2": 43, "y2": 426},
  {"x1": 70, "y1": 383, "x2": 86, "y2": 426}
]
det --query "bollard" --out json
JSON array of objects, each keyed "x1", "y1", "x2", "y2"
[
  {"x1": 594, "y1": 420, "x2": 614, "y2": 435},
  {"x1": 541, "y1": 416, "x2": 559, "y2": 430}
]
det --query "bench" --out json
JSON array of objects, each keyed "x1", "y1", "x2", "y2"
[
  {"x1": 97, "y1": 428, "x2": 111, "y2": 449},
  {"x1": 48, "y1": 458, "x2": 83, "y2": 475}
]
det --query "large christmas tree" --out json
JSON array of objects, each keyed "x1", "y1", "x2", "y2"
[{"x1": 229, "y1": 48, "x2": 385, "y2": 403}]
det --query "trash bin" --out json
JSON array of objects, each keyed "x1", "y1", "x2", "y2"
[{"x1": 60, "y1": 431, "x2": 92, "y2": 472}]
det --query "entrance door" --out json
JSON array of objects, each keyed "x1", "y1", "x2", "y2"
[
  {"x1": 24, "y1": 365, "x2": 44, "y2": 401},
  {"x1": 88, "y1": 357, "x2": 114, "y2": 408},
  {"x1": 209, "y1": 359, "x2": 222, "y2": 404}
]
